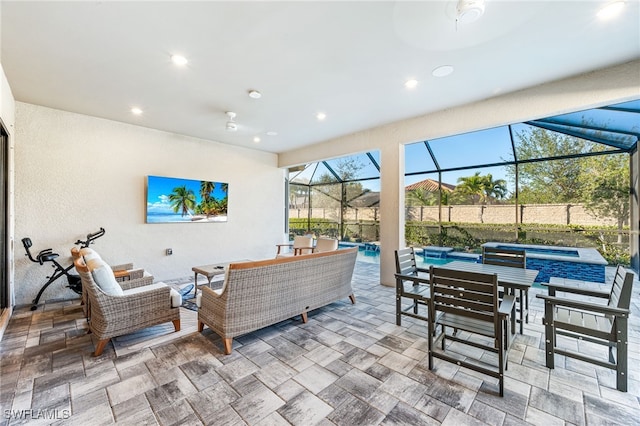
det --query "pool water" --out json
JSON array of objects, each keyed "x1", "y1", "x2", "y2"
[
  {"x1": 354, "y1": 250, "x2": 380, "y2": 264},
  {"x1": 495, "y1": 245, "x2": 579, "y2": 258},
  {"x1": 421, "y1": 257, "x2": 455, "y2": 267},
  {"x1": 353, "y1": 248, "x2": 462, "y2": 267}
]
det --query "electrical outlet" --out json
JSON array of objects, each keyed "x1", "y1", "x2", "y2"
[{"x1": 166, "y1": 248, "x2": 173, "y2": 256}]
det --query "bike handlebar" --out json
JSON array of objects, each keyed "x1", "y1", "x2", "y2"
[
  {"x1": 75, "y1": 227, "x2": 105, "y2": 247},
  {"x1": 23, "y1": 227, "x2": 106, "y2": 264}
]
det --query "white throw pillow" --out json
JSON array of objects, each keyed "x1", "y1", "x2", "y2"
[
  {"x1": 87, "y1": 258, "x2": 123, "y2": 296},
  {"x1": 170, "y1": 288, "x2": 182, "y2": 308}
]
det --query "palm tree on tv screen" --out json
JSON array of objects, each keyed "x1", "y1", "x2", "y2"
[
  {"x1": 169, "y1": 185, "x2": 196, "y2": 217},
  {"x1": 200, "y1": 181, "x2": 215, "y2": 203}
]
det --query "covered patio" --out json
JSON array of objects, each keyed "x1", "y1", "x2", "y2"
[{"x1": 1, "y1": 260, "x2": 637, "y2": 424}]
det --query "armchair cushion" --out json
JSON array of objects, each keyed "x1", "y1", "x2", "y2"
[
  {"x1": 122, "y1": 281, "x2": 182, "y2": 308},
  {"x1": 87, "y1": 258, "x2": 124, "y2": 296}
]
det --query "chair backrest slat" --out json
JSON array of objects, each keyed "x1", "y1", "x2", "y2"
[
  {"x1": 430, "y1": 267, "x2": 498, "y2": 325},
  {"x1": 395, "y1": 248, "x2": 419, "y2": 276},
  {"x1": 434, "y1": 285, "x2": 494, "y2": 305},
  {"x1": 608, "y1": 265, "x2": 634, "y2": 311},
  {"x1": 433, "y1": 302, "x2": 495, "y2": 322},
  {"x1": 482, "y1": 246, "x2": 526, "y2": 269}
]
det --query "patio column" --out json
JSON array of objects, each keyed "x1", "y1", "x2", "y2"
[{"x1": 379, "y1": 141, "x2": 405, "y2": 287}]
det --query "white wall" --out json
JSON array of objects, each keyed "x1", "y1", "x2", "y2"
[{"x1": 14, "y1": 102, "x2": 284, "y2": 306}]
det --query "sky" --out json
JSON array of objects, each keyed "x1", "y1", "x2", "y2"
[{"x1": 147, "y1": 175, "x2": 228, "y2": 213}]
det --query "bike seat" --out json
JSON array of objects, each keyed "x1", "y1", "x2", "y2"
[{"x1": 38, "y1": 252, "x2": 59, "y2": 262}]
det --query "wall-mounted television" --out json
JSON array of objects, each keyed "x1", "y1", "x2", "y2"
[{"x1": 146, "y1": 175, "x2": 228, "y2": 223}]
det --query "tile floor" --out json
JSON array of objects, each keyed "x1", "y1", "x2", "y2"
[{"x1": 0, "y1": 261, "x2": 638, "y2": 425}]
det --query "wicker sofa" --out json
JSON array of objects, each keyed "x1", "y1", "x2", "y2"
[{"x1": 197, "y1": 247, "x2": 358, "y2": 354}]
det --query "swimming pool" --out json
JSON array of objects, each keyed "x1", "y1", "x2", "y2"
[
  {"x1": 345, "y1": 242, "x2": 608, "y2": 284},
  {"x1": 483, "y1": 242, "x2": 607, "y2": 283}
]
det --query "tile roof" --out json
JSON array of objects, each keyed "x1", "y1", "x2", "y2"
[{"x1": 405, "y1": 178, "x2": 455, "y2": 192}]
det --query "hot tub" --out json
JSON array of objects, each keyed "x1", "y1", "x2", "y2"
[{"x1": 482, "y1": 242, "x2": 608, "y2": 283}]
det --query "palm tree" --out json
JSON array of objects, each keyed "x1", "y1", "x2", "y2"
[
  {"x1": 406, "y1": 188, "x2": 450, "y2": 206},
  {"x1": 455, "y1": 172, "x2": 507, "y2": 204},
  {"x1": 169, "y1": 186, "x2": 196, "y2": 217},
  {"x1": 199, "y1": 181, "x2": 216, "y2": 217},
  {"x1": 484, "y1": 174, "x2": 508, "y2": 201},
  {"x1": 455, "y1": 172, "x2": 487, "y2": 205},
  {"x1": 455, "y1": 172, "x2": 508, "y2": 223},
  {"x1": 200, "y1": 181, "x2": 215, "y2": 203}
]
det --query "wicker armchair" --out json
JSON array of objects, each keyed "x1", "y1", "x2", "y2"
[
  {"x1": 74, "y1": 256, "x2": 181, "y2": 356},
  {"x1": 71, "y1": 247, "x2": 153, "y2": 318}
]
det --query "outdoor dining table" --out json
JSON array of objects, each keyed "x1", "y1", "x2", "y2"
[{"x1": 438, "y1": 260, "x2": 539, "y2": 334}]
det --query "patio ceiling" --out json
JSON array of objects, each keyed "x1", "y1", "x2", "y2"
[{"x1": 3, "y1": 2, "x2": 638, "y2": 154}]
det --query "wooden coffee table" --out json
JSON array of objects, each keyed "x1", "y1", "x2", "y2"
[{"x1": 191, "y1": 260, "x2": 249, "y2": 297}]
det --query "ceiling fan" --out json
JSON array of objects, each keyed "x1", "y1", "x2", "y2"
[
  {"x1": 225, "y1": 111, "x2": 238, "y2": 132},
  {"x1": 456, "y1": 0, "x2": 486, "y2": 25}
]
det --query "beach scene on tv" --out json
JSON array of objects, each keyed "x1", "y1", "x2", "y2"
[{"x1": 146, "y1": 175, "x2": 228, "y2": 223}]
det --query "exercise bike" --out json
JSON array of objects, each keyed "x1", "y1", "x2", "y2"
[{"x1": 22, "y1": 227, "x2": 105, "y2": 311}]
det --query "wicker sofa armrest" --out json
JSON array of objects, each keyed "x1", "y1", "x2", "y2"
[
  {"x1": 113, "y1": 268, "x2": 146, "y2": 281},
  {"x1": 98, "y1": 284, "x2": 172, "y2": 314},
  {"x1": 124, "y1": 268, "x2": 145, "y2": 280},
  {"x1": 198, "y1": 285, "x2": 225, "y2": 323},
  {"x1": 118, "y1": 274, "x2": 154, "y2": 290},
  {"x1": 110, "y1": 262, "x2": 134, "y2": 271}
]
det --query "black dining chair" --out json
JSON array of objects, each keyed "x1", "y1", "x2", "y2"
[{"x1": 482, "y1": 246, "x2": 528, "y2": 334}]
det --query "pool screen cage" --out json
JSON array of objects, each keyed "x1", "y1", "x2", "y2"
[{"x1": 287, "y1": 99, "x2": 640, "y2": 270}]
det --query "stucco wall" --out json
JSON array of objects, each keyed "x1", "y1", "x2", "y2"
[
  {"x1": 14, "y1": 103, "x2": 284, "y2": 306},
  {"x1": 295, "y1": 203, "x2": 620, "y2": 226}
]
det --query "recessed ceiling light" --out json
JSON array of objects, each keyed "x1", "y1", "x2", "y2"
[
  {"x1": 432, "y1": 65, "x2": 454, "y2": 77},
  {"x1": 131, "y1": 107, "x2": 143, "y2": 115},
  {"x1": 171, "y1": 54, "x2": 188, "y2": 66},
  {"x1": 404, "y1": 79, "x2": 418, "y2": 89},
  {"x1": 316, "y1": 112, "x2": 326, "y2": 121},
  {"x1": 248, "y1": 90, "x2": 262, "y2": 99},
  {"x1": 266, "y1": 131, "x2": 278, "y2": 136},
  {"x1": 597, "y1": 1, "x2": 625, "y2": 20},
  {"x1": 253, "y1": 136, "x2": 261, "y2": 143}
]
